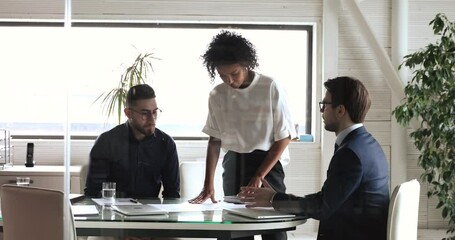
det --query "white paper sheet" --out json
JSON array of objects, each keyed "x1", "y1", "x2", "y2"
[
  {"x1": 71, "y1": 205, "x2": 99, "y2": 215},
  {"x1": 91, "y1": 198, "x2": 142, "y2": 206},
  {"x1": 151, "y1": 201, "x2": 242, "y2": 212}
]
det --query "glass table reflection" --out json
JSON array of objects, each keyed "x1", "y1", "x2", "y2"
[{"x1": 73, "y1": 197, "x2": 307, "y2": 240}]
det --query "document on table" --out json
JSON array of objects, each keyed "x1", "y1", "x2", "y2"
[
  {"x1": 71, "y1": 205, "x2": 99, "y2": 215},
  {"x1": 152, "y1": 201, "x2": 234, "y2": 212},
  {"x1": 91, "y1": 198, "x2": 142, "y2": 206},
  {"x1": 223, "y1": 195, "x2": 244, "y2": 204}
]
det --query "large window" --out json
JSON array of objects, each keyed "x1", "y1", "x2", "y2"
[{"x1": 0, "y1": 23, "x2": 313, "y2": 139}]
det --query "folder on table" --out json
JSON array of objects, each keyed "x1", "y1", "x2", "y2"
[{"x1": 112, "y1": 204, "x2": 168, "y2": 216}]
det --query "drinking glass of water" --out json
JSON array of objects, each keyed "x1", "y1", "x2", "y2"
[
  {"x1": 102, "y1": 182, "x2": 116, "y2": 207},
  {"x1": 16, "y1": 177, "x2": 30, "y2": 186}
]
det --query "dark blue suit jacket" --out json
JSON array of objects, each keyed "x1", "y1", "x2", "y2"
[{"x1": 273, "y1": 127, "x2": 389, "y2": 240}]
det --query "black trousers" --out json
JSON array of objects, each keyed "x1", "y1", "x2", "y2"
[{"x1": 222, "y1": 150, "x2": 288, "y2": 240}]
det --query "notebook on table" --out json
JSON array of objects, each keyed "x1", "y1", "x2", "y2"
[
  {"x1": 224, "y1": 207, "x2": 296, "y2": 219},
  {"x1": 71, "y1": 205, "x2": 99, "y2": 216},
  {"x1": 69, "y1": 194, "x2": 85, "y2": 204},
  {"x1": 112, "y1": 204, "x2": 168, "y2": 216}
]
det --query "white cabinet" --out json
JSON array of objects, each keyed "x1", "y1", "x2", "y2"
[{"x1": 0, "y1": 165, "x2": 82, "y2": 195}]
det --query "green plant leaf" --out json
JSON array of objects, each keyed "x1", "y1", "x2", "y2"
[
  {"x1": 392, "y1": 13, "x2": 455, "y2": 236},
  {"x1": 93, "y1": 52, "x2": 159, "y2": 124}
]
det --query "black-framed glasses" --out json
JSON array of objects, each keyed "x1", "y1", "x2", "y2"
[
  {"x1": 130, "y1": 108, "x2": 162, "y2": 120},
  {"x1": 318, "y1": 101, "x2": 332, "y2": 112}
]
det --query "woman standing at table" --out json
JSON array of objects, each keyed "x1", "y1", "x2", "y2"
[{"x1": 189, "y1": 30, "x2": 296, "y2": 240}]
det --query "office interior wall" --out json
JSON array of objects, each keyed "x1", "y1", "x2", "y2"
[
  {"x1": 0, "y1": 0, "x2": 323, "y2": 22},
  {"x1": 2, "y1": 0, "x2": 455, "y2": 232},
  {"x1": 337, "y1": 0, "x2": 392, "y2": 167}
]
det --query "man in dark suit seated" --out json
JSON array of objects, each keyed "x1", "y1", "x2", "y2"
[{"x1": 239, "y1": 76, "x2": 390, "y2": 240}]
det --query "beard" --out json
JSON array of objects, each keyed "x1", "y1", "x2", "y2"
[
  {"x1": 131, "y1": 121, "x2": 156, "y2": 136},
  {"x1": 141, "y1": 126, "x2": 155, "y2": 136},
  {"x1": 323, "y1": 119, "x2": 338, "y2": 133},
  {"x1": 141, "y1": 125, "x2": 156, "y2": 136}
]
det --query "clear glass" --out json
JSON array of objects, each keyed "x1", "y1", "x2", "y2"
[
  {"x1": 102, "y1": 182, "x2": 117, "y2": 206},
  {"x1": 0, "y1": 129, "x2": 13, "y2": 169},
  {"x1": 16, "y1": 177, "x2": 30, "y2": 186}
]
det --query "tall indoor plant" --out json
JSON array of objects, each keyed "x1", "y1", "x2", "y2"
[
  {"x1": 392, "y1": 13, "x2": 455, "y2": 239},
  {"x1": 95, "y1": 52, "x2": 158, "y2": 124}
]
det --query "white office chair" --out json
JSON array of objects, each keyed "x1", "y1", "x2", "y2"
[
  {"x1": 80, "y1": 163, "x2": 89, "y2": 193},
  {"x1": 179, "y1": 161, "x2": 224, "y2": 200},
  {"x1": 387, "y1": 179, "x2": 421, "y2": 240},
  {"x1": 1, "y1": 184, "x2": 77, "y2": 240}
]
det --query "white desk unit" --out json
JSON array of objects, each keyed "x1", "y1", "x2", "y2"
[{"x1": 0, "y1": 165, "x2": 82, "y2": 194}]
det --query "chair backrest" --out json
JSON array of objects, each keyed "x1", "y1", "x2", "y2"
[
  {"x1": 1, "y1": 184, "x2": 77, "y2": 240},
  {"x1": 179, "y1": 161, "x2": 224, "y2": 200},
  {"x1": 387, "y1": 179, "x2": 421, "y2": 240},
  {"x1": 80, "y1": 163, "x2": 89, "y2": 193}
]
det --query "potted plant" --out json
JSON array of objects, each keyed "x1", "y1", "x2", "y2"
[
  {"x1": 95, "y1": 52, "x2": 158, "y2": 124},
  {"x1": 392, "y1": 13, "x2": 455, "y2": 239}
]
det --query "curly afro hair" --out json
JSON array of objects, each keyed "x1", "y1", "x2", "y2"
[{"x1": 201, "y1": 30, "x2": 259, "y2": 82}]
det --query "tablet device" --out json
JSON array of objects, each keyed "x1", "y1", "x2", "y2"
[
  {"x1": 69, "y1": 194, "x2": 85, "y2": 203},
  {"x1": 224, "y1": 207, "x2": 295, "y2": 219},
  {"x1": 112, "y1": 204, "x2": 168, "y2": 216}
]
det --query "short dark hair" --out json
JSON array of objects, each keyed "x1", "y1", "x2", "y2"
[
  {"x1": 201, "y1": 30, "x2": 259, "y2": 82},
  {"x1": 324, "y1": 76, "x2": 371, "y2": 123},
  {"x1": 125, "y1": 84, "x2": 156, "y2": 107}
]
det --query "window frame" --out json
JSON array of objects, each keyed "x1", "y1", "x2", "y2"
[{"x1": 0, "y1": 20, "x2": 314, "y2": 141}]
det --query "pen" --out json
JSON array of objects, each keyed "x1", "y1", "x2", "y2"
[{"x1": 129, "y1": 198, "x2": 139, "y2": 204}]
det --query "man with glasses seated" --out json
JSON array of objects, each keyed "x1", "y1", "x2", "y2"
[
  {"x1": 239, "y1": 76, "x2": 390, "y2": 240},
  {"x1": 85, "y1": 84, "x2": 180, "y2": 199}
]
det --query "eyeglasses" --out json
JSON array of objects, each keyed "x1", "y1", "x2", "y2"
[
  {"x1": 129, "y1": 108, "x2": 162, "y2": 120},
  {"x1": 318, "y1": 101, "x2": 332, "y2": 112}
]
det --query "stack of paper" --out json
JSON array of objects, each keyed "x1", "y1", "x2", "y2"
[
  {"x1": 71, "y1": 205, "x2": 99, "y2": 216},
  {"x1": 223, "y1": 195, "x2": 244, "y2": 204}
]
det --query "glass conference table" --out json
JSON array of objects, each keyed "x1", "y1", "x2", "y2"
[{"x1": 73, "y1": 197, "x2": 307, "y2": 240}]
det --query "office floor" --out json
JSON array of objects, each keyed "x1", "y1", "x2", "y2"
[
  {"x1": 284, "y1": 229, "x2": 448, "y2": 240},
  {"x1": 1, "y1": 229, "x2": 448, "y2": 240},
  {"x1": 286, "y1": 232, "x2": 317, "y2": 240}
]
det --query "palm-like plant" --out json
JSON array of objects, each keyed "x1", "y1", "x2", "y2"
[{"x1": 95, "y1": 52, "x2": 158, "y2": 124}]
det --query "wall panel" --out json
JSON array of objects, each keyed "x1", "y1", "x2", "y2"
[
  {"x1": 337, "y1": 0, "x2": 393, "y2": 175},
  {"x1": 408, "y1": 0, "x2": 455, "y2": 50},
  {"x1": 0, "y1": 0, "x2": 64, "y2": 19},
  {"x1": 71, "y1": 0, "x2": 322, "y2": 22},
  {"x1": 0, "y1": 0, "x2": 323, "y2": 22}
]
